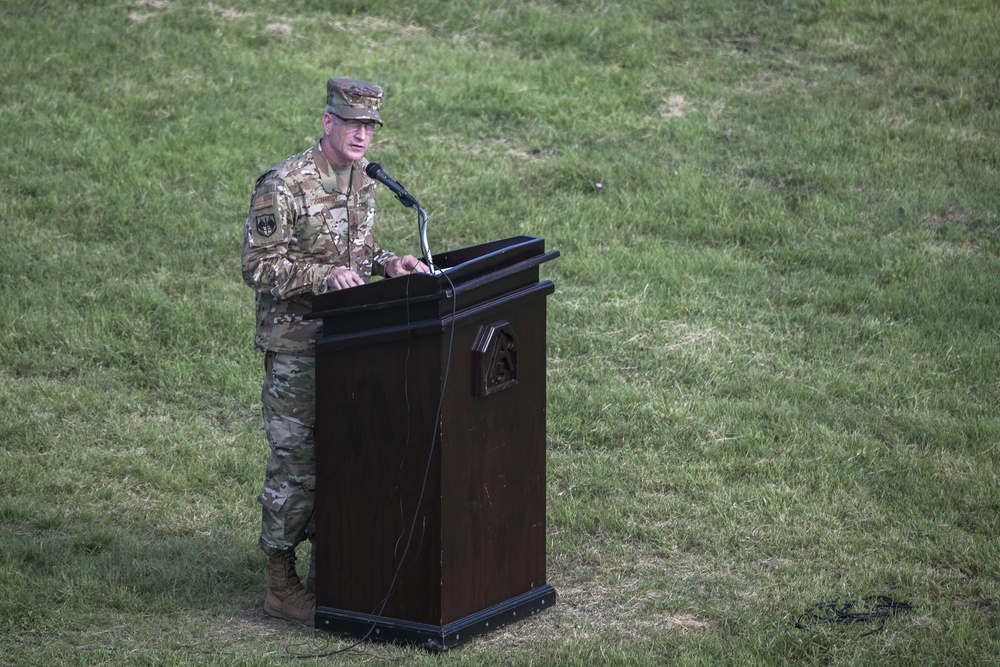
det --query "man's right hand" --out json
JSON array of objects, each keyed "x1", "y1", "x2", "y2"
[{"x1": 324, "y1": 267, "x2": 365, "y2": 291}]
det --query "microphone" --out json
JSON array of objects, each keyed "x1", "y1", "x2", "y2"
[
  {"x1": 365, "y1": 161, "x2": 436, "y2": 272},
  {"x1": 365, "y1": 162, "x2": 419, "y2": 209}
]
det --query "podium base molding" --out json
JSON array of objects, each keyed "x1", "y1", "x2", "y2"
[{"x1": 315, "y1": 584, "x2": 557, "y2": 651}]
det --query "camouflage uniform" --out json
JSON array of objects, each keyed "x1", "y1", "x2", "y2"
[
  {"x1": 256, "y1": 351, "x2": 317, "y2": 555},
  {"x1": 242, "y1": 110, "x2": 397, "y2": 555}
]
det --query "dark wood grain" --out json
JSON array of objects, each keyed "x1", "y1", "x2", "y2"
[{"x1": 311, "y1": 237, "x2": 558, "y2": 647}]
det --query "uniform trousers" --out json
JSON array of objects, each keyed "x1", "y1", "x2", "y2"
[{"x1": 257, "y1": 351, "x2": 317, "y2": 555}]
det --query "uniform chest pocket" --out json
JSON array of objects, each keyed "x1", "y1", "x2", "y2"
[
  {"x1": 354, "y1": 192, "x2": 376, "y2": 248},
  {"x1": 300, "y1": 199, "x2": 349, "y2": 259}
]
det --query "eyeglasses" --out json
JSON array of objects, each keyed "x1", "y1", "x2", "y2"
[{"x1": 337, "y1": 117, "x2": 381, "y2": 135}]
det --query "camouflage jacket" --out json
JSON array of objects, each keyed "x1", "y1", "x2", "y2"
[{"x1": 241, "y1": 143, "x2": 398, "y2": 354}]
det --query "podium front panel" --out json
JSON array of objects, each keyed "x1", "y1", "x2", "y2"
[{"x1": 311, "y1": 236, "x2": 557, "y2": 644}]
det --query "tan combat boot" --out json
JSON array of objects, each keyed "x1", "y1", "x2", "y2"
[{"x1": 263, "y1": 550, "x2": 315, "y2": 624}]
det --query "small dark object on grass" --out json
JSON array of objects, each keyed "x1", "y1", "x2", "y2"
[{"x1": 795, "y1": 595, "x2": 915, "y2": 637}]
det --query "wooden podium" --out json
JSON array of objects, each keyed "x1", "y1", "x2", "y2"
[{"x1": 309, "y1": 235, "x2": 558, "y2": 650}]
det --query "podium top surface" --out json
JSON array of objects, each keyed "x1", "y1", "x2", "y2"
[{"x1": 310, "y1": 235, "x2": 558, "y2": 321}]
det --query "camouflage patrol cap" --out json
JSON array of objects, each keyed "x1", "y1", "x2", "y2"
[{"x1": 326, "y1": 77, "x2": 383, "y2": 125}]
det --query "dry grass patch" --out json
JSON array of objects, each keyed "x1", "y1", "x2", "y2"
[
  {"x1": 658, "y1": 95, "x2": 695, "y2": 118},
  {"x1": 474, "y1": 573, "x2": 713, "y2": 655}
]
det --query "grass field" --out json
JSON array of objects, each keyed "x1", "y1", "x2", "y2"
[{"x1": 1, "y1": 0, "x2": 998, "y2": 664}]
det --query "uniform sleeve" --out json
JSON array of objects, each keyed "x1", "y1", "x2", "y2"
[
  {"x1": 241, "y1": 175, "x2": 336, "y2": 299},
  {"x1": 371, "y1": 245, "x2": 398, "y2": 277}
]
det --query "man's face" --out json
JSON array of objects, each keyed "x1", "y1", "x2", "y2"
[{"x1": 321, "y1": 113, "x2": 376, "y2": 167}]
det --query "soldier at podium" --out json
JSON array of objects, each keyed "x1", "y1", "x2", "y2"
[{"x1": 240, "y1": 76, "x2": 430, "y2": 624}]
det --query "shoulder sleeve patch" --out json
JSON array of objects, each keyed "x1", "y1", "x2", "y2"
[
  {"x1": 246, "y1": 176, "x2": 290, "y2": 242},
  {"x1": 249, "y1": 189, "x2": 279, "y2": 239},
  {"x1": 255, "y1": 210, "x2": 277, "y2": 237},
  {"x1": 253, "y1": 193, "x2": 275, "y2": 210}
]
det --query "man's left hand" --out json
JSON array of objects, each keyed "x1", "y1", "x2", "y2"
[{"x1": 386, "y1": 255, "x2": 431, "y2": 277}]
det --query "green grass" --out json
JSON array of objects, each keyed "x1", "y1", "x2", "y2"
[{"x1": 1, "y1": 0, "x2": 998, "y2": 664}]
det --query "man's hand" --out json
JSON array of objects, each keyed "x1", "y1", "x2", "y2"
[
  {"x1": 324, "y1": 267, "x2": 366, "y2": 291},
  {"x1": 386, "y1": 254, "x2": 431, "y2": 277}
]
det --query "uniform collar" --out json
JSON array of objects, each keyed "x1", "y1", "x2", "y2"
[{"x1": 314, "y1": 142, "x2": 372, "y2": 195}]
